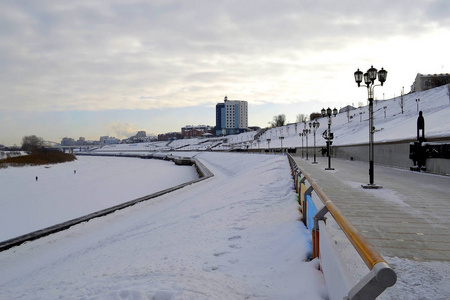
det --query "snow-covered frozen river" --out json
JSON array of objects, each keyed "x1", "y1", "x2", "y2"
[{"x1": 0, "y1": 156, "x2": 199, "y2": 242}]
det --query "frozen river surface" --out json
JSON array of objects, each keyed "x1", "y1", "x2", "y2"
[{"x1": 0, "y1": 156, "x2": 199, "y2": 242}]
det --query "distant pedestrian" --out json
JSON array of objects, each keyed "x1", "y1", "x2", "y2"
[{"x1": 36, "y1": 176, "x2": 38, "y2": 181}]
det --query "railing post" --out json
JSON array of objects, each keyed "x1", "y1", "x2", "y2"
[
  {"x1": 295, "y1": 170, "x2": 302, "y2": 194},
  {"x1": 312, "y1": 205, "x2": 328, "y2": 259},
  {"x1": 300, "y1": 177, "x2": 308, "y2": 224}
]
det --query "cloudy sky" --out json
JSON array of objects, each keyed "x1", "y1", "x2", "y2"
[{"x1": 1, "y1": 0, "x2": 449, "y2": 145}]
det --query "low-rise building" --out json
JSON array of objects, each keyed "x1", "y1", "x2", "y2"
[
  {"x1": 181, "y1": 125, "x2": 213, "y2": 139},
  {"x1": 158, "y1": 132, "x2": 182, "y2": 141},
  {"x1": 100, "y1": 136, "x2": 120, "y2": 145},
  {"x1": 61, "y1": 137, "x2": 76, "y2": 146},
  {"x1": 76, "y1": 137, "x2": 86, "y2": 145},
  {"x1": 411, "y1": 73, "x2": 450, "y2": 92}
]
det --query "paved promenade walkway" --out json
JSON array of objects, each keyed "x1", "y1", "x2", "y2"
[{"x1": 292, "y1": 155, "x2": 450, "y2": 262}]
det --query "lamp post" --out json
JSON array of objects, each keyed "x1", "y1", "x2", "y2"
[
  {"x1": 303, "y1": 128, "x2": 310, "y2": 160},
  {"x1": 321, "y1": 107, "x2": 337, "y2": 170},
  {"x1": 299, "y1": 133, "x2": 304, "y2": 158},
  {"x1": 416, "y1": 98, "x2": 420, "y2": 112},
  {"x1": 309, "y1": 121, "x2": 320, "y2": 164},
  {"x1": 266, "y1": 138, "x2": 271, "y2": 152},
  {"x1": 279, "y1": 136, "x2": 284, "y2": 153},
  {"x1": 354, "y1": 66, "x2": 387, "y2": 188}
]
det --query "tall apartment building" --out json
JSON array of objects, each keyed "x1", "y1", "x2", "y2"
[{"x1": 215, "y1": 96, "x2": 248, "y2": 135}]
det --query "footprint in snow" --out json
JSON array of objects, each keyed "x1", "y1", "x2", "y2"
[
  {"x1": 202, "y1": 265, "x2": 219, "y2": 272},
  {"x1": 231, "y1": 226, "x2": 246, "y2": 231},
  {"x1": 228, "y1": 235, "x2": 241, "y2": 241}
]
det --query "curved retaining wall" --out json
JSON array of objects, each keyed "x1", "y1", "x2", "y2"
[{"x1": 0, "y1": 155, "x2": 213, "y2": 252}]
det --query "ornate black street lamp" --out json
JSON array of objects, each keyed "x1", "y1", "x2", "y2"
[
  {"x1": 321, "y1": 107, "x2": 337, "y2": 170},
  {"x1": 354, "y1": 66, "x2": 387, "y2": 188},
  {"x1": 309, "y1": 121, "x2": 320, "y2": 164},
  {"x1": 299, "y1": 133, "x2": 304, "y2": 158},
  {"x1": 303, "y1": 128, "x2": 311, "y2": 160},
  {"x1": 279, "y1": 136, "x2": 284, "y2": 153}
]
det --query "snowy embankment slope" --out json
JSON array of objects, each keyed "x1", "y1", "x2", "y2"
[
  {"x1": 216, "y1": 84, "x2": 449, "y2": 150},
  {"x1": 0, "y1": 156, "x2": 199, "y2": 242},
  {"x1": 94, "y1": 85, "x2": 450, "y2": 153},
  {"x1": 0, "y1": 153, "x2": 326, "y2": 299}
]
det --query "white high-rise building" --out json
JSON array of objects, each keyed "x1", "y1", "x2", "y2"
[{"x1": 216, "y1": 96, "x2": 248, "y2": 135}]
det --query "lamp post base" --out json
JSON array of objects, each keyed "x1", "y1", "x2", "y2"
[
  {"x1": 312, "y1": 162, "x2": 318, "y2": 164},
  {"x1": 325, "y1": 167, "x2": 335, "y2": 170},
  {"x1": 361, "y1": 184, "x2": 383, "y2": 189}
]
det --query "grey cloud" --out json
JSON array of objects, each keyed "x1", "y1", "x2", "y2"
[{"x1": 0, "y1": 0, "x2": 447, "y2": 112}]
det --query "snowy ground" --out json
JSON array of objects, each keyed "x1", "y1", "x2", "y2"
[
  {"x1": 1, "y1": 84, "x2": 448, "y2": 299},
  {"x1": 0, "y1": 156, "x2": 199, "y2": 242},
  {"x1": 0, "y1": 153, "x2": 327, "y2": 299}
]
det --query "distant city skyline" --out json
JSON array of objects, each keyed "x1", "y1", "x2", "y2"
[{"x1": 1, "y1": 1, "x2": 449, "y2": 146}]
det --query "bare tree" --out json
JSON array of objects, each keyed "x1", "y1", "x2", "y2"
[
  {"x1": 296, "y1": 113, "x2": 308, "y2": 123},
  {"x1": 309, "y1": 112, "x2": 322, "y2": 120},
  {"x1": 430, "y1": 75, "x2": 450, "y2": 90},
  {"x1": 22, "y1": 135, "x2": 45, "y2": 153},
  {"x1": 271, "y1": 114, "x2": 286, "y2": 127}
]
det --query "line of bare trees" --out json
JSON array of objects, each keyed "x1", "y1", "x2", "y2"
[{"x1": 269, "y1": 112, "x2": 322, "y2": 128}]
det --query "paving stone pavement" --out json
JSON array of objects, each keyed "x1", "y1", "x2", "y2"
[{"x1": 292, "y1": 155, "x2": 450, "y2": 262}]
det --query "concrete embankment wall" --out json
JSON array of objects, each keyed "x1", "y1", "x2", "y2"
[{"x1": 290, "y1": 138, "x2": 450, "y2": 175}]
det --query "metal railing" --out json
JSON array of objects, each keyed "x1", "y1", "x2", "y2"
[{"x1": 287, "y1": 154, "x2": 396, "y2": 300}]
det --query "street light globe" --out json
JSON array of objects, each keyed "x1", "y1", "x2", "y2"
[
  {"x1": 333, "y1": 108, "x2": 338, "y2": 117},
  {"x1": 368, "y1": 65, "x2": 378, "y2": 83},
  {"x1": 378, "y1": 67, "x2": 388, "y2": 85},
  {"x1": 354, "y1": 69, "x2": 363, "y2": 87},
  {"x1": 364, "y1": 72, "x2": 371, "y2": 86},
  {"x1": 327, "y1": 107, "x2": 332, "y2": 117}
]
